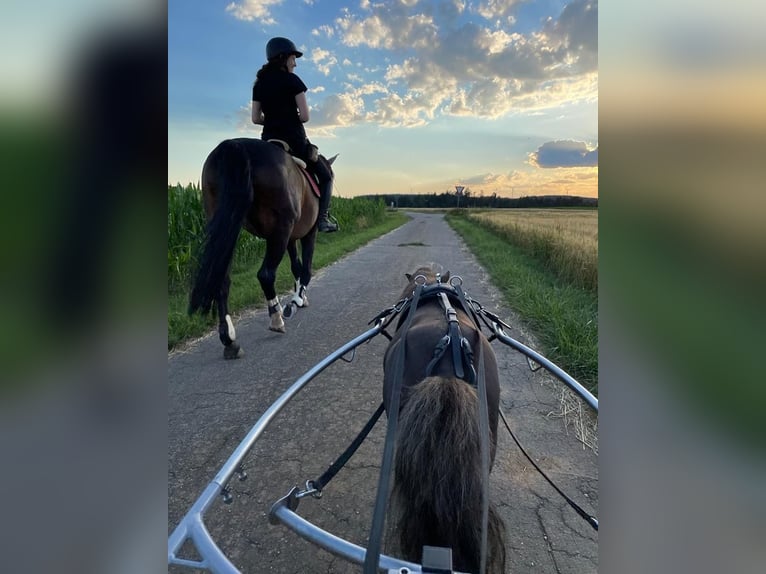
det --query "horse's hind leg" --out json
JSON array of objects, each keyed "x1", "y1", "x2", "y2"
[
  {"x1": 257, "y1": 237, "x2": 287, "y2": 333},
  {"x1": 217, "y1": 274, "x2": 243, "y2": 359},
  {"x1": 297, "y1": 229, "x2": 318, "y2": 296},
  {"x1": 286, "y1": 240, "x2": 309, "y2": 308}
]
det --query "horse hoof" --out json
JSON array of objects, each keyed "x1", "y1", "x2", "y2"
[{"x1": 223, "y1": 344, "x2": 244, "y2": 360}]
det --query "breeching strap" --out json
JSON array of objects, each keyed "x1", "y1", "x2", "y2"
[{"x1": 363, "y1": 283, "x2": 424, "y2": 574}]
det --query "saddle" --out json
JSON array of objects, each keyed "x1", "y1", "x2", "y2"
[
  {"x1": 267, "y1": 139, "x2": 307, "y2": 168},
  {"x1": 267, "y1": 139, "x2": 320, "y2": 198}
]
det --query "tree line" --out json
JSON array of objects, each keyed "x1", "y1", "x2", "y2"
[{"x1": 358, "y1": 192, "x2": 598, "y2": 209}]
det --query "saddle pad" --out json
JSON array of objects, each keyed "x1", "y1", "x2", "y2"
[{"x1": 299, "y1": 166, "x2": 321, "y2": 198}]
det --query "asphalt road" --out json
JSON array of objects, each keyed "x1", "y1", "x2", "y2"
[{"x1": 168, "y1": 212, "x2": 598, "y2": 573}]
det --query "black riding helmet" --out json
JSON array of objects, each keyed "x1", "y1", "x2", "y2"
[{"x1": 266, "y1": 37, "x2": 303, "y2": 61}]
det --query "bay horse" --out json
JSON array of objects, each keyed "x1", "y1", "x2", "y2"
[
  {"x1": 382, "y1": 266, "x2": 507, "y2": 573},
  {"x1": 188, "y1": 138, "x2": 336, "y2": 359}
]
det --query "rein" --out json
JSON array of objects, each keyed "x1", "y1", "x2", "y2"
[{"x1": 363, "y1": 281, "x2": 425, "y2": 574}]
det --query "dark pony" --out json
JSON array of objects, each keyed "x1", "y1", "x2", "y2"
[
  {"x1": 188, "y1": 138, "x2": 336, "y2": 358},
  {"x1": 384, "y1": 266, "x2": 507, "y2": 573}
]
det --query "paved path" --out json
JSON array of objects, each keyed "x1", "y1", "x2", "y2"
[{"x1": 169, "y1": 212, "x2": 598, "y2": 573}]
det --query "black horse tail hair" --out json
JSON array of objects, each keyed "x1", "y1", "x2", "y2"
[
  {"x1": 393, "y1": 376, "x2": 507, "y2": 574},
  {"x1": 189, "y1": 140, "x2": 253, "y2": 315}
]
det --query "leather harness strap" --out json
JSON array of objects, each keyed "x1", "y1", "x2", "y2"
[
  {"x1": 363, "y1": 282, "x2": 424, "y2": 574},
  {"x1": 425, "y1": 291, "x2": 477, "y2": 385},
  {"x1": 475, "y1": 343, "x2": 491, "y2": 574}
]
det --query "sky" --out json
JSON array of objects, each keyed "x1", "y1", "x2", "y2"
[{"x1": 171, "y1": 0, "x2": 599, "y2": 198}]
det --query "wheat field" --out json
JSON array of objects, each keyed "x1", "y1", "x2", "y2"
[{"x1": 467, "y1": 209, "x2": 598, "y2": 291}]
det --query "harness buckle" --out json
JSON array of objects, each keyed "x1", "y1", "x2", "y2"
[{"x1": 295, "y1": 480, "x2": 323, "y2": 499}]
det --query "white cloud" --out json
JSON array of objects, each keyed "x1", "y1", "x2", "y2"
[
  {"x1": 309, "y1": 47, "x2": 338, "y2": 76},
  {"x1": 312, "y1": 24, "x2": 334, "y2": 38},
  {"x1": 243, "y1": 0, "x2": 598, "y2": 131},
  {"x1": 474, "y1": 0, "x2": 523, "y2": 22},
  {"x1": 225, "y1": 0, "x2": 283, "y2": 24},
  {"x1": 311, "y1": 92, "x2": 368, "y2": 130},
  {"x1": 336, "y1": 10, "x2": 437, "y2": 50},
  {"x1": 477, "y1": 29, "x2": 518, "y2": 55}
]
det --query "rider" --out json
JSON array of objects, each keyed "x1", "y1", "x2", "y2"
[{"x1": 252, "y1": 36, "x2": 338, "y2": 232}]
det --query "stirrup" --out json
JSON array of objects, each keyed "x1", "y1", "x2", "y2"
[{"x1": 318, "y1": 215, "x2": 339, "y2": 232}]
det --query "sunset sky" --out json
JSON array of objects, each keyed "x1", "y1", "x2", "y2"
[{"x1": 168, "y1": 0, "x2": 598, "y2": 198}]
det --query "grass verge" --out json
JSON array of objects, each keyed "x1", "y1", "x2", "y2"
[{"x1": 446, "y1": 211, "x2": 598, "y2": 394}]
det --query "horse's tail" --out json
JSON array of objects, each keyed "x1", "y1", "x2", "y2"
[
  {"x1": 393, "y1": 376, "x2": 507, "y2": 574},
  {"x1": 189, "y1": 140, "x2": 253, "y2": 315}
]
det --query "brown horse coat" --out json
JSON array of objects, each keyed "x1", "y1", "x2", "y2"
[
  {"x1": 382, "y1": 267, "x2": 506, "y2": 574},
  {"x1": 190, "y1": 138, "x2": 335, "y2": 356}
]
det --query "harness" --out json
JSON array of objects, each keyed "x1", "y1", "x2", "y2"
[
  {"x1": 365, "y1": 275, "x2": 492, "y2": 574},
  {"x1": 424, "y1": 291, "x2": 477, "y2": 384}
]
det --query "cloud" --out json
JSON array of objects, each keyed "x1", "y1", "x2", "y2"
[
  {"x1": 473, "y1": 0, "x2": 523, "y2": 23},
  {"x1": 336, "y1": 9, "x2": 438, "y2": 50},
  {"x1": 328, "y1": 0, "x2": 598, "y2": 126},
  {"x1": 412, "y1": 166, "x2": 598, "y2": 198},
  {"x1": 312, "y1": 24, "x2": 334, "y2": 38},
  {"x1": 543, "y1": 0, "x2": 598, "y2": 71},
  {"x1": 529, "y1": 140, "x2": 598, "y2": 168},
  {"x1": 310, "y1": 92, "x2": 368, "y2": 131},
  {"x1": 225, "y1": 0, "x2": 283, "y2": 24},
  {"x1": 309, "y1": 47, "x2": 338, "y2": 76},
  {"x1": 230, "y1": 0, "x2": 598, "y2": 130},
  {"x1": 439, "y1": 0, "x2": 466, "y2": 20}
]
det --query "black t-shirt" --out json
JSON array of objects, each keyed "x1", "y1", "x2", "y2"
[{"x1": 252, "y1": 68, "x2": 308, "y2": 156}]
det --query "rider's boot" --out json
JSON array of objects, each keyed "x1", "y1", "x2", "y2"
[{"x1": 317, "y1": 179, "x2": 338, "y2": 233}]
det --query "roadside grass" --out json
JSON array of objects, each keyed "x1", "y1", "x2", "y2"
[
  {"x1": 168, "y1": 210, "x2": 408, "y2": 349},
  {"x1": 446, "y1": 210, "x2": 598, "y2": 394}
]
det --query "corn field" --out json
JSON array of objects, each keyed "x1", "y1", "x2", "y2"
[{"x1": 168, "y1": 184, "x2": 387, "y2": 292}]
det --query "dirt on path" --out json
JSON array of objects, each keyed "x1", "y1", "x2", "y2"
[{"x1": 168, "y1": 212, "x2": 598, "y2": 573}]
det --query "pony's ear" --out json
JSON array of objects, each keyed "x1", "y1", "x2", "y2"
[
  {"x1": 442, "y1": 271, "x2": 450, "y2": 283},
  {"x1": 405, "y1": 273, "x2": 412, "y2": 281}
]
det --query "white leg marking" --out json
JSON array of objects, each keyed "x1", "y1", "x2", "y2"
[{"x1": 225, "y1": 314, "x2": 236, "y2": 341}]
